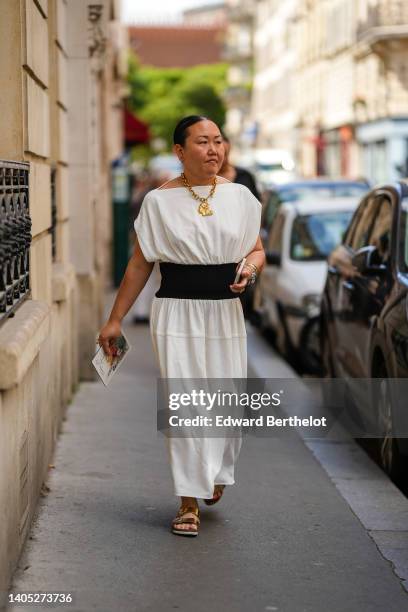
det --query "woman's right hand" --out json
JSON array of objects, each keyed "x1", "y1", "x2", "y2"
[{"x1": 97, "y1": 319, "x2": 122, "y2": 360}]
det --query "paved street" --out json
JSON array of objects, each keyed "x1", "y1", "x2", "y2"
[{"x1": 5, "y1": 297, "x2": 408, "y2": 612}]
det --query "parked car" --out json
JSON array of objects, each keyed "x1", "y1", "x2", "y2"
[
  {"x1": 252, "y1": 197, "x2": 359, "y2": 372},
  {"x1": 320, "y1": 181, "x2": 408, "y2": 482},
  {"x1": 260, "y1": 179, "x2": 370, "y2": 243}
]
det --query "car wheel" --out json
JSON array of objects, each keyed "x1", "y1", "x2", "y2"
[
  {"x1": 375, "y1": 362, "x2": 406, "y2": 486},
  {"x1": 275, "y1": 303, "x2": 295, "y2": 363},
  {"x1": 299, "y1": 317, "x2": 324, "y2": 375},
  {"x1": 320, "y1": 309, "x2": 336, "y2": 378}
]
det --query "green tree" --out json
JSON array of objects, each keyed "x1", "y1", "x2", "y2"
[{"x1": 127, "y1": 52, "x2": 228, "y2": 153}]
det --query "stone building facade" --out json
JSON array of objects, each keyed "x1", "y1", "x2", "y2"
[
  {"x1": 129, "y1": 24, "x2": 226, "y2": 69},
  {"x1": 183, "y1": 2, "x2": 227, "y2": 25},
  {"x1": 223, "y1": 0, "x2": 257, "y2": 154},
  {"x1": 0, "y1": 0, "x2": 126, "y2": 596},
  {"x1": 354, "y1": 0, "x2": 408, "y2": 183},
  {"x1": 251, "y1": 0, "x2": 408, "y2": 182},
  {"x1": 252, "y1": 0, "x2": 298, "y2": 154}
]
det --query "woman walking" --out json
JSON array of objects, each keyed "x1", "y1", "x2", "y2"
[{"x1": 98, "y1": 116, "x2": 265, "y2": 536}]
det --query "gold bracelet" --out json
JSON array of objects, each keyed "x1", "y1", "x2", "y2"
[{"x1": 244, "y1": 262, "x2": 259, "y2": 275}]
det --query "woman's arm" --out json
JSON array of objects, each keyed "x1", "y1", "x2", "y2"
[
  {"x1": 98, "y1": 239, "x2": 154, "y2": 355},
  {"x1": 244, "y1": 235, "x2": 266, "y2": 274},
  {"x1": 230, "y1": 235, "x2": 266, "y2": 293},
  {"x1": 108, "y1": 238, "x2": 154, "y2": 323}
]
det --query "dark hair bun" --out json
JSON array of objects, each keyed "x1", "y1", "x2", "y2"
[{"x1": 173, "y1": 115, "x2": 208, "y2": 146}]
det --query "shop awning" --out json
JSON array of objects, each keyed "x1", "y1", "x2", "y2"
[{"x1": 124, "y1": 108, "x2": 150, "y2": 145}]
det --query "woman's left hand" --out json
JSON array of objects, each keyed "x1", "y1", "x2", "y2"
[{"x1": 229, "y1": 266, "x2": 251, "y2": 294}]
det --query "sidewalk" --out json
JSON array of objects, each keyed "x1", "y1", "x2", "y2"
[{"x1": 5, "y1": 300, "x2": 408, "y2": 612}]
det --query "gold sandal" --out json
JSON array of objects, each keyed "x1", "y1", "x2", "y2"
[
  {"x1": 171, "y1": 505, "x2": 200, "y2": 536},
  {"x1": 204, "y1": 484, "x2": 226, "y2": 506}
]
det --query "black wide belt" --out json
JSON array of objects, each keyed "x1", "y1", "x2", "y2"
[{"x1": 155, "y1": 262, "x2": 240, "y2": 299}]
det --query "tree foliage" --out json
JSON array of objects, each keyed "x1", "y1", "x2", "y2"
[{"x1": 127, "y1": 53, "x2": 228, "y2": 152}]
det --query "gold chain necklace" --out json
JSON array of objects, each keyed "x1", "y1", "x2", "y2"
[{"x1": 181, "y1": 172, "x2": 217, "y2": 216}]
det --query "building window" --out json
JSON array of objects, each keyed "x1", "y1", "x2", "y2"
[{"x1": 0, "y1": 161, "x2": 32, "y2": 325}]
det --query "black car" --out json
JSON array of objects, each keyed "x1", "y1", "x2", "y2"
[
  {"x1": 320, "y1": 181, "x2": 408, "y2": 482},
  {"x1": 261, "y1": 179, "x2": 370, "y2": 242}
]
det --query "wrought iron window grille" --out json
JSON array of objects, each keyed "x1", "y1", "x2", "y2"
[{"x1": 0, "y1": 161, "x2": 31, "y2": 325}]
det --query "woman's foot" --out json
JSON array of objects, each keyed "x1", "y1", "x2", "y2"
[
  {"x1": 171, "y1": 497, "x2": 200, "y2": 536},
  {"x1": 204, "y1": 484, "x2": 226, "y2": 506}
]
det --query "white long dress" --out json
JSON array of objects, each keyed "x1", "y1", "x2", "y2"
[{"x1": 134, "y1": 182, "x2": 262, "y2": 499}]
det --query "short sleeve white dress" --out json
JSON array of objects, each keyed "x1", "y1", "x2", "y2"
[{"x1": 134, "y1": 181, "x2": 262, "y2": 499}]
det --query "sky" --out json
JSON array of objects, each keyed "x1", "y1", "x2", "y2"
[{"x1": 121, "y1": 0, "x2": 222, "y2": 24}]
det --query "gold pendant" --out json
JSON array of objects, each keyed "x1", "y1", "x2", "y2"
[{"x1": 198, "y1": 202, "x2": 213, "y2": 216}]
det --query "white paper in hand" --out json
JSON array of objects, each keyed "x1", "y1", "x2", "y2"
[{"x1": 91, "y1": 331, "x2": 131, "y2": 386}]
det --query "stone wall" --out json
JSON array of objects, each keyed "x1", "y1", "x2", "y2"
[{"x1": 0, "y1": 0, "x2": 126, "y2": 598}]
